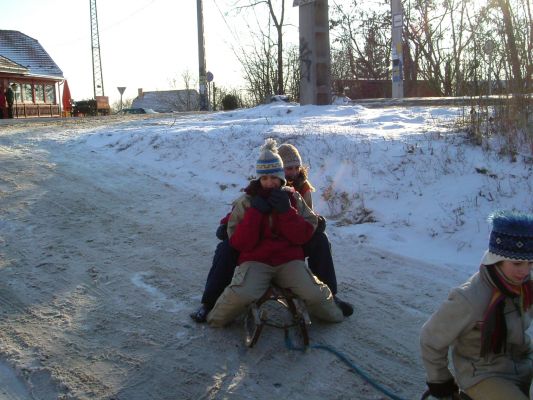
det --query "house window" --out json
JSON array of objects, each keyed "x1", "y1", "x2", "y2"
[
  {"x1": 45, "y1": 84, "x2": 55, "y2": 104},
  {"x1": 10, "y1": 83, "x2": 21, "y2": 102},
  {"x1": 22, "y1": 83, "x2": 33, "y2": 103},
  {"x1": 35, "y1": 84, "x2": 45, "y2": 103}
]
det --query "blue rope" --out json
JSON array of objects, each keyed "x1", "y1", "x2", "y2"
[{"x1": 284, "y1": 331, "x2": 410, "y2": 400}]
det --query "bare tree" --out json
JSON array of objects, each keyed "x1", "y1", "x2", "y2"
[
  {"x1": 234, "y1": 22, "x2": 277, "y2": 104},
  {"x1": 496, "y1": 0, "x2": 523, "y2": 94},
  {"x1": 524, "y1": 0, "x2": 533, "y2": 92},
  {"x1": 111, "y1": 97, "x2": 133, "y2": 113},
  {"x1": 230, "y1": 7, "x2": 299, "y2": 104},
  {"x1": 167, "y1": 70, "x2": 199, "y2": 111},
  {"x1": 231, "y1": 0, "x2": 288, "y2": 95},
  {"x1": 283, "y1": 44, "x2": 301, "y2": 101},
  {"x1": 330, "y1": 1, "x2": 391, "y2": 80},
  {"x1": 179, "y1": 70, "x2": 199, "y2": 111}
]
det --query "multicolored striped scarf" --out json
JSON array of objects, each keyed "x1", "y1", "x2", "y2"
[{"x1": 480, "y1": 265, "x2": 533, "y2": 357}]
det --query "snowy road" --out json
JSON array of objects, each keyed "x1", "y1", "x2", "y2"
[{"x1": 0, "y1": 117, "x2": 467, "y2": 399}]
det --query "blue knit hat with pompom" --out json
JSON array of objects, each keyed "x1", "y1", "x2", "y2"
[
  {"x1": 481, "y1": 210, "x2": 533, "y2": 265},
  {"x1": 255, "y1": 138, "x2": 286, "y2": 185}
]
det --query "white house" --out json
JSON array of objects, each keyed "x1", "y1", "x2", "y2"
[{"x1": 132, "y1": 88, "x2": 199, "y2": 112}]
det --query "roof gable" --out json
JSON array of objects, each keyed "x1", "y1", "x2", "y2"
[
  {"x1": 0, "y1": 30, "x2": 63, "y2": 79},
  {"x1": 0, "y1": 55, "x2": 28, "y2": 74}
]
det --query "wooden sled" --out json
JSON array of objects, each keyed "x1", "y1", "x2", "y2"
[{"x1": 244, "y1": 285, "x2": 311, "y2": 348}]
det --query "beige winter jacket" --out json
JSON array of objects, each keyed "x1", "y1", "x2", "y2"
[{"x1": 420, "y1": 266, "x2": 533, "y2": 390}]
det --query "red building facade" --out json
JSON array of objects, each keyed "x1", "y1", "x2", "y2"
[{"x1": 0, "y1": 30, "x2": 64, "y2": 119}]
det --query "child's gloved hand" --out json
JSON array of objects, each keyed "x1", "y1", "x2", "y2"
[
  {"x1": 292, "y1": 175, "x2": 305, "y2": 189},
  {"x1": 268, "y1": 189, "x2": 290, "y2": 213},
  {"x1": 425, "y1": 379, "x2": 459, "y2": 400},
  {"x1": 316, "y1": 215, "x2": 327, "y2": 233},
  {"x1": 251, "y1": 195, "x2": 272, "y2": 214},
  {"x1": 215, "y1": 224, "x2": 228, "y2": 240}
]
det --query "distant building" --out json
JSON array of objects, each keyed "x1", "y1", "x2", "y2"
[
  {"x1": 132, "y1": 88, "x2": 199, "y2": 113},
  {"x1": 0, "y1": 30, "x2": 64, "y2": 118},
  {"x1": 334, "y1": 79, "x2": 441, "y2": 99}
]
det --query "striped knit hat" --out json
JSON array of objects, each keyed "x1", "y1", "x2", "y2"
[
  {"x1": 256, "y1": 138, "x2": 286, "y2": 185},
  {"x1": 481, "y1": 210, "x2": 533, "y2": 265}
]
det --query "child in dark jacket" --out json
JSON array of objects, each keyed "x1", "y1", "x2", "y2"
[
  {"x1": 207, "y1": 139, "x2": 344, "y2": 326},
  {"x1": 278, "y1": 143, "x2": 345, "y2": 306}
]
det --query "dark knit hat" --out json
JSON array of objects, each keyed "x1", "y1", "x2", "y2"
[
  {"x1": 256, "y1": 138, "x2": 286, "y2": 184},
  {"x1": 481, "y1": 210, "x2": 533, "y2": 265},
  {"x1": 278, "y1": 144, "x2": 302, "y2": 168}
]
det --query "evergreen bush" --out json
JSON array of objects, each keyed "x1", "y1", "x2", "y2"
[{"x1": 221, "y1": 94, "x2": 239, "y2": 110}]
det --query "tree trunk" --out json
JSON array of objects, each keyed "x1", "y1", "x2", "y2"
[
  {"x1": 266, "y1": 0, "x2": 285, "y2": 95},
  {"x1": 277, "y1": 24, "x2": 284, "y2": 94},
  {"x1": 497, "y1": 0, "x2": 523, "y2": 94}
]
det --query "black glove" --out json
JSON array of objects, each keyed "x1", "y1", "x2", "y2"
[
  {"x1": 216, "y1": 224, "x2": 228, "y2": 241},
  {"x1": 268, "y1": 189, "x2": 291, "y2": 213},
  {"x1": 292, "y1": 175, "x2": 305, "y2": 189},
  {"x1": 251, "y1": 195, "x2": 272, "y2": 214},
  {"x1": 316, "y1": 215, "x2": 327, "y2": 233},
  {"x1": 426, "y1": 379, "x2": 459, "y2": 399}
]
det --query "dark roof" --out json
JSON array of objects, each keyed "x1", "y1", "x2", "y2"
[{"x1": 0, "y1": 30, "x2": 63, "y2": 78}]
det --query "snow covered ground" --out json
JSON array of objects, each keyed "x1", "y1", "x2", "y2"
[
  {"x1": 0, "y1": 104, "x2": 531, "y2": 399},
  {"x1": 79, "y1": 103, "x2": 532, "y2": 269}
]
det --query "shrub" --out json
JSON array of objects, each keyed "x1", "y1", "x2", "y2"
[{"x1": 221, "y1": 94, "x2": 239, "y2": 110}]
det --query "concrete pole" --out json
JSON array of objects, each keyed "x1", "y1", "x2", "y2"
[
  {"x1": 299, "y1": 0, "x2": 331, "y2": 105},
  {"x1": 197, "y1": 0, "x2": 208, "y2": 111},
  {"x1": 391, "y1": 0, "x2": 404, "y2": 98}
]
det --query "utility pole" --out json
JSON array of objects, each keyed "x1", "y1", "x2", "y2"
[
  {"x1": 391, "y1": 0, "x2": 403, "y2": 98},
  {"x1": 297, "y1": 0, "x2": 331, "y2": 105},
  {"x1": 89, "y1": 0, "x2": 105, "y2": 97},
  {"x1": 196, "y1": 0, "x2": 208, "y2": 111}
]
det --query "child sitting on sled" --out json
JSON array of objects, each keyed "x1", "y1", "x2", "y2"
[
  {"x1": 190, "y1": 142, "x2": 353, "y2": 322},
  {"x1": 206, "y1": 139, "x2": 345, "y2": 326}
]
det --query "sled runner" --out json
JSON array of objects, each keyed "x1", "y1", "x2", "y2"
[{"x1": 244, "y1": 285, "x2": 311, "y2": 348}]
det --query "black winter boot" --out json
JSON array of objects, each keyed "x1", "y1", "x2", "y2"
[
  {"x1": 190, "y1": 304, "x2": 211, "y2": 323},
  {"x1": 334, "y1": 296, "x2": 354, "y2": 317}
]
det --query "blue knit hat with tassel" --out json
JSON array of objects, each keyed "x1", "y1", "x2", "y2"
[
  {"x1": 255, "y1": 138, "x2": 286, "y2": 185},
  {"x1": 481, "y1": 210, "x2": 533, "y2": 265}
]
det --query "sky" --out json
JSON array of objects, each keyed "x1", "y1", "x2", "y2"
[
  {"x1": 0, "y1": 0, "x2": 301, "y2": 106},
  {"x1": 36, "y1": 101, "x2": 533, "y2": 274}
]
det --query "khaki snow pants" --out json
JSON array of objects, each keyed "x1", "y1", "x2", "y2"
[
  {"x1": 207, "y1": 260, "x2": 344, "y2": 327},
  {"x1": 464, "y1": 377, "x2": 529, "y2": 400}
]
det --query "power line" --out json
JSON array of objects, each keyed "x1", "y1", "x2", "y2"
[{"x1": 212, "y1": 0, "x2": 242, "y2": 44}]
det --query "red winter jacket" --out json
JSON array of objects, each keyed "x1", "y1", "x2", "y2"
[
  {"x1": 227, "y1": 190, "x2": 317, "y2": 266},
  {"x1": 219, "y1": 176, "x2": 314, "y2": 226}
]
